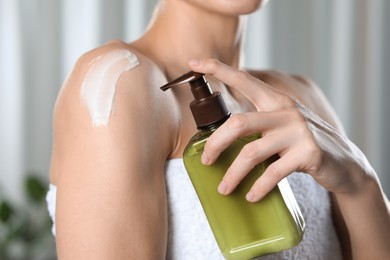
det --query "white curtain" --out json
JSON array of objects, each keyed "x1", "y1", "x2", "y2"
[{"x1": 1, "y1": 0, "x2": 389, "y2": 203}]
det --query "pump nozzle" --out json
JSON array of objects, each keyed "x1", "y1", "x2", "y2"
[
  {"x1": 161, "y1": 71, "x2": 204, "y2": 90},
  {"x1": 161, "y1": 71, "x2": 230, "y2": 129}
]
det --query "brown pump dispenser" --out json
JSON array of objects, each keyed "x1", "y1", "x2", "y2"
[{"x1": 161, "y1": 71, "x2": 231, "y2": 129}]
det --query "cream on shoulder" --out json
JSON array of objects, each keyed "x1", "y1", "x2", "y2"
[{"x1": 80, "y1": 49, "x2": 139, "y2": 127}]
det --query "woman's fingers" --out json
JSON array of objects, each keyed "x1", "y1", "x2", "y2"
[
  {"x1": 245, "y1": 151, "x2": 301, "y2": 202},
  {"x1": 188, "y1": 58, "x2": 295, "y2": 111},
  {"x1": 218, "y1": 133, "x2": 289, "y2": 196},
  {"x1": 188, "y1": 58, "x2": 257, "y2": 92},
  {"x1": 202, "y1": 112, "x2": 281, "y2": 165},
  {"x1": 206, "y1": 108, "x2": 317, "y2": 201},
  {"x1": 203, "y1": 108, "x2": 302, "y2": 165}
]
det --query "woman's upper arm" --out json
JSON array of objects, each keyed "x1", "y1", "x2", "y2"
[{"x1": 51, "y1": 46, "x2": 173, "y2": 259}]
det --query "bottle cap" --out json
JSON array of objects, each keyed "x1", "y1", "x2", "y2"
[{"x1": 161, "y1": 71, "x2": 230, "y2": 129}]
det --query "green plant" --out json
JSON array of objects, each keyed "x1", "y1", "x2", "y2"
[{"x1": 0, "y1": 174, "x2": 56, "y2": 260}]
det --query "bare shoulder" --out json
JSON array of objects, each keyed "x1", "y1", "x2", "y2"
[
  {"x1": 247, "y1": 69, "x2": 343, "y2": 131},
  {"x1": 246, "y1": 69, "x2": 320, "y2": 109},
  {"x1": 50, "y1": 41, "x2": 176, "y2": 182},
  {"x1": 55, "y1": 40, "x2": 169, "y2": 116}
]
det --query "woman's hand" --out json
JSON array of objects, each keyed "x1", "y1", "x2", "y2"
[
  {"x1": 189, "y1": 59, "x2": 390, "y2": 259},
  {"x1": 188, "y1": 58, "x2": 374, "y2": 202}
]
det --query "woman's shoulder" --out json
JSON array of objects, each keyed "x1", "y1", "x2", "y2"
[
  {"x1": 50, "y1": 40, "x2": 176, "y2": 182},
  {"x1": 54, "y1": 40, "x2": 170, "y2": 127},
  {"x1": 246, "y1": 69, "x2": 315, "y2": 100},
  {"x1": 51, "y1": 40, "x2": 177, "y2": 155},
  {"x1": 246, "y1": 69, "x2": 343, "y2": 130},
  {"x1": 65, "y1": 40, "x2": 167, "y2": 97}
]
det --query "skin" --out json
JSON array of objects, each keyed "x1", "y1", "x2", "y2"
[{"x1": 50, "y1": 0, "x2": 390, "y2": 259}]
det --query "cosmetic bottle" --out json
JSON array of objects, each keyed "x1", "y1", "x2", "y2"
[{"x1": 161, "y1": 72, "x2": 305, "y2": 260}]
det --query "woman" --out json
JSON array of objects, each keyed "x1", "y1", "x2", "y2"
[{"x1": 47, "y1": 0, "x2": 390, "y2": 259}]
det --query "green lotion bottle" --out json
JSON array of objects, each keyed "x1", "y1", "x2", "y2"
[{"x1": 161, "y1": 72, "x2": 305, "y2": 260}]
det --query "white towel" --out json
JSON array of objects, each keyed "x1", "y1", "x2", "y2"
[
  {"x1": 46, "y1": 183, "x2": 57, "y2": 236},
  {"x1": 46, "y1": 159, "x2": 342, "y2": 259}
]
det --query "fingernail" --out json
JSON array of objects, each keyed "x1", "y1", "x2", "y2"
[
  {"x1": 218, "y1": 180, "x2": 227, "y2": 194},
  {"x1": 188, "y1": 58, "x2": 201, "y2": 66},
  {"x1": 201, "y1": 152, "x2": 209, "y2": 165},
  {"x1": 246, "y1": 190, "x2": 255, "y2": 202}
]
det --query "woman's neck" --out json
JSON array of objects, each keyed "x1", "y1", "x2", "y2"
[{"x1": 135, "y1": 0, "x2": 247, "y2": 79}]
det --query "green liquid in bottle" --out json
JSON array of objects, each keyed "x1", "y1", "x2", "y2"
[{"x1": 183, "y1": 127, "x2": 305, "y2": 260}]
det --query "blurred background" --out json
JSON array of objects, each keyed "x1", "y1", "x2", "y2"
[{"x1": 0, "y1": 0, "x2": 389, "y2": 258}]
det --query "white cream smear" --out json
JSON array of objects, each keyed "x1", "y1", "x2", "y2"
[{"x1": 80, "y1": 49, "x2": 139, "y2": 126}]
